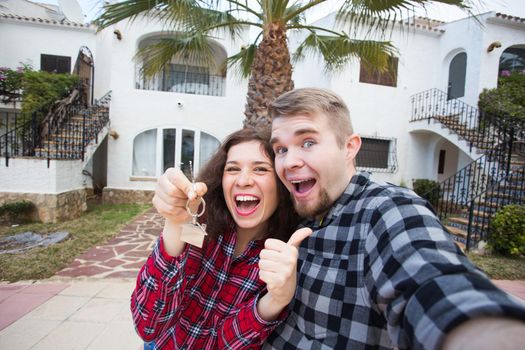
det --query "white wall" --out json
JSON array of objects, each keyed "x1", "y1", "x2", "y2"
[
  {"x1": 103, "y1": 17, "x2": 250, "y2": 191},
  {"x1": 0, "y1": 19, "x2": 96, "y2": 72},
  {"x1": 290, "y1": 12, "x2": 525, "y2": 186},
  {"x1": 478, "y1": 13, "x2": 525, "y2": 95},
  {"x1": 435, "y1": 138, "x2": 460, "y2": 182},
  {"x1": 2, "y1": 9, "x2": 523, "y2": 195},
  {"x1": 291, "y1": 14, "x2": 445, "y2": 185},
  {"x1": 0, "y1": 158, "x2": 88, "y2": 193}
]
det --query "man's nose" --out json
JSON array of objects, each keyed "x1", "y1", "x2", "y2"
[{"x1": 282, "y1": 148, "x2": 303, "y2": 170}]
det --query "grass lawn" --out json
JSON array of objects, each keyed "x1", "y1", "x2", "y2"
[
  {"x1": 468, "y1": 252, "x2": 525, "y2": 280},
  {"x1": 0, "y1": 203, "x2": 151, "y2": 282}
]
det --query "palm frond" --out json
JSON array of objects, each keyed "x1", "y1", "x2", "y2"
[
  {"x1": 226, "y1": 43, "x2": 257, "y2": 79},
  {"x1": 283, "y1": 0, "x2": 325, "y2": 24},
  {"x1": 293, "y1": 31, "x2": 397, "y2": 72},
  {"x1": 137, "y1": 32, "x2": 218, "y2": 77},
  {"x1": 191, "y1": 8, "x2": 249, "y2": 39},
  {"x1": 283, "y1": 2, "x2": 308, "y2": 27},
  {"x1": 336, "y1": 0, "x2": 473, "y2": 38},
  {"x1": 95, "y1": 0, "x2": 197, "y2": 30}
]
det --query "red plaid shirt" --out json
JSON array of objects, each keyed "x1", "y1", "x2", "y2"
[{"x1": 131, "y1": 229, "x2": 285, "y2": 349}]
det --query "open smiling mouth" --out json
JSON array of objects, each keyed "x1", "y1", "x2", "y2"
[
  {"x1": 291, "y1": 178, "x2": 316, "y2": 194},
  {"x1": 235, "y1": 195, "x2": 261, "y2": 215}
]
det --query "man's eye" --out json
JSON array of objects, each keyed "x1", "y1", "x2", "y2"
[
  {"x1": 303, "y1": 140, "x2": 315, "y2": 149},
  {"x1": 275, "y1": 146, "x2": 287, "y2": 154}
]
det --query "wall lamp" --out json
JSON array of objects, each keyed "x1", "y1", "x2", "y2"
[
  {"x1": 109, "y1": 129, "x2": 119, "y2": 139},
  {"x1": 487, "y1": 41, "x2": 502, "y2": 52},
  {"x1": 113, "y1": 29, "x2": 122, "y2": 40}
]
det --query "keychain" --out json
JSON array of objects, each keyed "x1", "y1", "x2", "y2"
[{"x1": 180, "y1": 161, "x2": 208, "y2": 248}]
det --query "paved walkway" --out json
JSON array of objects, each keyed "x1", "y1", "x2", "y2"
[
  {"x1": 0, "y1": 208, "x2": 164, "y2": 350},
  {"x1": 55, "y1": 208, "x2": 163, "y2": 279},
  {"x1": 1, "y1": 207, "x2": 524, "y2": 350}
]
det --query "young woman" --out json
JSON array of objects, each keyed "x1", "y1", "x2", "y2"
[{"x1": 132, "y1": 128, "x2": 309, "y2": 349}]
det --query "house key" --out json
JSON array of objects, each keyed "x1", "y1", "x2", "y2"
[{"x1": 179, "y1": 162, "x2": 207, "y2": 248}]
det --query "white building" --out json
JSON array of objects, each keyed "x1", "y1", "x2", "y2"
[{"x1": 1, "y1": 0, "x2": 524, "y2": 228}]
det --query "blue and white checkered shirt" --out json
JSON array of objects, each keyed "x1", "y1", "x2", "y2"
[{"x1": 264, "y1": 172, "x2": 525, "y2": 350}]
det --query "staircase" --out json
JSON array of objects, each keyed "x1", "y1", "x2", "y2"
[
  {"x1": 411, "y1": 89, "x2": 525, "y2": 250},
  {"x1": 0, "y1": 84, "x2": 111, "y2": 166}
]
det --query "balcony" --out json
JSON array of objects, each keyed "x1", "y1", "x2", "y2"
[{"x1": 136, "y1": 64, "x2": 226, "y2": 97}]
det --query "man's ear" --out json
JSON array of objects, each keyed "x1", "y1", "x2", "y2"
[{"x1": 345, "y1": 133, "x2": 361, "y2": 162}]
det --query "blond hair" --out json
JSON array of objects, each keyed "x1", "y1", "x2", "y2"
[{"x1": 268, "y1": 88, "x2": 353, "y2": 147}]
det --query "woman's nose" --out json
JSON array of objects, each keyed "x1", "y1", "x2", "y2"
[{"x1": 236, "y1": 169, "x2": 254, "y2": 186}]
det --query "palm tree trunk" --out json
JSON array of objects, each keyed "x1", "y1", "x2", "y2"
[{"x1": 244, "y1": 23, "x2": 293, "y2": 129}]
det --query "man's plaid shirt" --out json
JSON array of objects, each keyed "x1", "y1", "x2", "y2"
[
  {"x1": 264, "y1": 172, "x2": 525, "y2": 350},
  {"x1": 131, "y1": 229, "x2": 284, "y2": 349}
]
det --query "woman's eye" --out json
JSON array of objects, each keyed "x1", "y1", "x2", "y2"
[
  {"x1": 225, "y1": 167, "x2": 240, "y2": 172},
  {"x1": 254, "y1": 167, "x2": 269, "y2": 173},
  {"x1": 303, "y1": 140, "x2": 315, "y2": 149}
]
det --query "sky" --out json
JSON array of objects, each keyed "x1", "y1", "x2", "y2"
[{"x1": 36, "y1": 0, "x2": 525, "y2": 23}]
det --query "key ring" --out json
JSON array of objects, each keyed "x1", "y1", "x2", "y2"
[{"x1": 186, "y1": 196, "x2": 206, "y2": 218}]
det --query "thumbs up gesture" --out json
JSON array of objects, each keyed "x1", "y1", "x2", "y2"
[{"x1": 258, "y1": 227, "x2": 313, "y2": 309}]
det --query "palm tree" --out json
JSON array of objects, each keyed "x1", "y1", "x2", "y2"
[{"x1": 96, "y1": 0, "x2": 471, "y2": 128}]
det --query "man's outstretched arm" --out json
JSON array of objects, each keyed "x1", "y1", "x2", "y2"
[{"x1": 442, "y1": 317, "x2": 524, "y2": 350}]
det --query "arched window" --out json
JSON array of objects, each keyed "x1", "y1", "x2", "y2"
[
  {"x1": 499, "y1": 46, "x2": 525, "y2": 77},
  {"x1": 136, "y1": 34, "x2": 227, "y2": 96},
  {"x1": 132, "y1": 129, "x2": 157, "y2": 176},
  {"x1": 447, "y1": 52, "x2": 467, "y2": 99},
  {"x1": 132, "y1": 128, "x2": 220, "y2": 177}
]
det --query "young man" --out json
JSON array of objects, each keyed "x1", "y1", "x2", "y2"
[{"x1": 263, "y1": 88, "x2": 525, "y2": 350}]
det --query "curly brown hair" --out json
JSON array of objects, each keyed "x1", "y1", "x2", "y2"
[{"x1": 197, "y1": 128, "x2": 298, "y2": 242}]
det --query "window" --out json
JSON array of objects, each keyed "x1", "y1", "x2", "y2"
[
  {"x1": 133, "y1": 129, "x2": 157, "y2": 176},
  {"x1": 359, "y1": 56, "x2": 398, "y2": 87},
  {"x1": 136, "y1": 35, "x2": 227, "y2": 96},
  {"x1": 132, "y1": 128, "x2": 220, "y2": 177},
  {"x1": 499, "y1": 47, "x2": 525, "y2": 77},
  {"x1": 447, "y1": 52, "x2": 467, "y2": 99},
  {"x1": 356, "y1": 137, "x2": 397, "y2": 172},
  {"x1": 438, "y1": 150, "x2": 446, "y2": 174},
  {"x1": 166, "y1": 64, "x2": 211, "y2": 95},
  {"x1": 41, "y1": 54, "x2": 71, "y2": 74}
]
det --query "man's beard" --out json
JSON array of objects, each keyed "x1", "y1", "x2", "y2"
[{"x1": 292, "y1": 187, "x2": 332, "y2": 218}]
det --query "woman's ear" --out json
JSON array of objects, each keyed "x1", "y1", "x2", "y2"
[{"x1": 345, "y1": 133, "x2": 361, "y2": 162}]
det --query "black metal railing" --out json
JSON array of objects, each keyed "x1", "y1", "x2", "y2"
[
  {"x1": 412, "y1": 88, "x2": 525, "y2": 249},
  {"x1": 0, "y1": 88, "x2": 111, "y2": 166},
  {"x1": 136, "y1": 68, "x2": 226, "y2": 96},
  {"x1": 465, "y1": 163, "x2": 525, "y2": 249},
  {"x1": 411, "y1": 88, "x2": 510, "y2": 154}
]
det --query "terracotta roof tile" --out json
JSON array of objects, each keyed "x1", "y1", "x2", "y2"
[{"x1": 0, "y1": 12, "x2": 92, "y2": 28}]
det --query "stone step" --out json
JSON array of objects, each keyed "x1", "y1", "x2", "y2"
[
  {"x1": 446, "y1": 225, "x2": 467, "y2": 239},
  {"x1": 445, "y1": 226, "x2": 467, "y2": 251},
  {"x1": 460, "y1": 209, "x2": 491, "y2": 219},
  {"x1": 486, "y1": 191, "x2": 524, "y2": 200},
  {"x1": 42, "y1": 140, "x2": 83, "y2": 146},
  {"x1": 34, "y1": 147, "x2": 82, "y2": 154}
]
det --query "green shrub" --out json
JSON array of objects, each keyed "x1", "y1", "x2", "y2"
[
  {"x1": 478, "y1": 71, "x2": 525, "y2": 122},
  {"x1": 0, "y1": 66, "x2": 25, "y2": 104},
  {"x1": 21, "y1": 70, "x2": 80, "y2": 124},
  {"x1": 412, "y1": 179, "x2": 441, "y2": 206},
  {"x1": 0, "y1": 200, "x2": 36, "y2": 224},
  {"x1": 488, "y1": 205, "x2": 525, "y2": 256}
]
